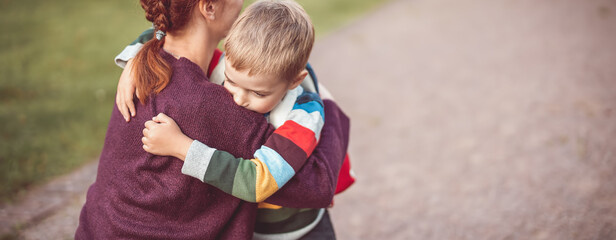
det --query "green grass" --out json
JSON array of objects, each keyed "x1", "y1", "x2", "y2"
[
  {"x1": 0, "y1": 0, "x2": 388, "y2": 203},
  {"x1": 0, "y1": 0, "x2": 151, "y2": 203},
  {"x1": 249, "y1": 0, "x2": 391, "y2": 37}
]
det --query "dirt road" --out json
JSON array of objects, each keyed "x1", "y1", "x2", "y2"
[
  {"x1": 2, "y1": 0, "x2": 616, "y2": 239},
  {"x1": 313, "y1": 0, "x2": 616, "y2": 239}
]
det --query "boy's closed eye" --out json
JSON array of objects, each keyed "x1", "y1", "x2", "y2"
[
  {"x1": 224, "y1": 77, "x2": 271, "y2": 97},
  {"x1": 253, "y1": 91, "x2": 268, "y2": 97},
  {"x1": 225, "y1": 78, "x2": 237, "y2": 86}
]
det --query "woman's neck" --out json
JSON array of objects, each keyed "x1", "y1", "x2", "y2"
[{"x1": 163, "y1": 28, "x2": 220, "y2": 76}]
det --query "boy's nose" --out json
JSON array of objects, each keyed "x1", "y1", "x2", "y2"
[{"x1": 233, "y1": 92, "x2": 249, "y2": 108}]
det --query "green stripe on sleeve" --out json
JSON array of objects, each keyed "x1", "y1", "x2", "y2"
[
  {"x1": 231, "y1": 160, "x2": 257, "y2": 202},
  {"x1": 203, "y1": 150, "x2": 241, "y2": 195},
  {"x1": 131, "y1": 28, "x2": 154, "y2": 45}
]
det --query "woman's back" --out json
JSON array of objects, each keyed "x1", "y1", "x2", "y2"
[{"x1": 76, "y1": 51, "x2": 275, "y2": 239}]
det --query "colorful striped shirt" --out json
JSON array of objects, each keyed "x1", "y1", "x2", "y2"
[{"x1": 181, "y1": 85, "x2": 325, "y2": 203}]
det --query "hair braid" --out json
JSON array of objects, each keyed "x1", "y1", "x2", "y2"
[
  {"x1": 131, "y1": 0, "x2": 201, "y2": 104},
  {"x1": 141, "y1": 0, "x2": 171, "y2": 33},
  {"x1": 153, "y1": 0, "x2": 171, "y2": 32}
]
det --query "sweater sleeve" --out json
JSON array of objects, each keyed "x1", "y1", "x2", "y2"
[
  {"x1": 264, "y1": 100, "x2": 350, "y2": 208},
  {"x1": 114, "y1": 28, "x2": 154, "y2": 68},
  {"x1": 181, "y1": 90, "x2": 325, "y2": 202}
]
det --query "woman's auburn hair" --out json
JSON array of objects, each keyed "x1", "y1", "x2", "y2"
[{"x1": 131, "y1": 0, "x2": 202, "y2": 104}]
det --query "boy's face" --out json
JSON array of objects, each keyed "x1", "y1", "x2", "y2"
[{"x1": 223, "y1": 57, "x2": 292, "y2": 114}]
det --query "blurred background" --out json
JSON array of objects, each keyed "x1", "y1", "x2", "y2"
[
  {"x1": 0, "y1": 0, "x2": 388, "y2": 238},
  {"x1": 0, "y1": 0, "x2": 387, "y2": 203},
  {"x1": 2, "y1": 0, "x2": 616, "y2": 239}
]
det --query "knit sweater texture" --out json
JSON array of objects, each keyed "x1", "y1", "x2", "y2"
[{"x1": 75, "y1": 50, "x2": 350, "y2": 239}]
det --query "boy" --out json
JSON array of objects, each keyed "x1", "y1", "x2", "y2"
[{"x1": 118, "y1": 0, "x2": 354, "y2": 239}]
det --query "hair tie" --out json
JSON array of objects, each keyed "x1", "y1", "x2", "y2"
[{"x1": 155, "y1": 30, "x2": 166, "y2": 40}]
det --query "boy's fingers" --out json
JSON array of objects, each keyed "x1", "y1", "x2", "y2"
[
  {"x1": 126, "y1": 95, "x2": 136, "y2": 117},
  {"x1": 144, "y1": 120, "x2": 157, "y2": 129},
  {"x1": 121, "y1": 85, "x2": 136, "y2": 117},
  {"x1": 116, "y1": 95, "x2": 130, "y2": 122},
  {"x1": 118, "y1": 58, "x2": 137, "y2": 119},
  {"x1": 142, "y1": 127, "x2": 148, "y2": 137},
  {"x1": 156, "y1": 113, "x2": 173, "y2": 124}
]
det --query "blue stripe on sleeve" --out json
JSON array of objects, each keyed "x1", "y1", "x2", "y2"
[
  {"x1": 293, "y1": 101, "x2": 324, "y2": 119},
  {"x1": 254, "y1": 146, "x2": 296, "y2": 187}
]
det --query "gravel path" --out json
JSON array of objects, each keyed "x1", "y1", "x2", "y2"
[
  {"x1": 313, "y1": 0, "x2": 616, "y2": 239},
  {"x1": 2, "y1": 0, "x2": 616, "y2": 239}
]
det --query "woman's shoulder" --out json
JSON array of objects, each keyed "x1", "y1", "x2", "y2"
[{"x1": 165, "y1": 49, "x2": 224, "y2": 84}]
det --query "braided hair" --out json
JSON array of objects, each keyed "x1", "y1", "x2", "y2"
[{"x1": 131, "y1": 0, "x2": 200, "y2": 103}]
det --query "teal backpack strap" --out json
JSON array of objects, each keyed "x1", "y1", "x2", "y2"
[{"x1": 300, "y1": 62, "x2": 319, "y2": 94}]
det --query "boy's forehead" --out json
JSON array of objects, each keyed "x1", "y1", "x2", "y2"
[{"x1": 223, "y1": 58, "x2": 287, "y2": 87}]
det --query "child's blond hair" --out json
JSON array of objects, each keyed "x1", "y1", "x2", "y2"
[{"x1": 224, "y1": 0, "x2": 314, "y2": 82}]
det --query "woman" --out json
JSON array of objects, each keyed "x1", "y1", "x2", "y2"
[{"x1": 75, "y1": 0, "x2": 349, "y2": 239}]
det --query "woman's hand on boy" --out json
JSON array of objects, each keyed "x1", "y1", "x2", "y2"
[
  {"x1": 116, "y1": 59, "x2": 138, "y2": 122},
  {"x1": 142, "y1": 113, "x2": 193, "y2": 161}
]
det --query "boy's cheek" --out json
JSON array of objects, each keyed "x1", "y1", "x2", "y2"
[
  {"x1": 256, "y1": 99, "x2": 280, "y2": 114},
  {"x1": 249, "y1": 100, "x2": 271, "y2": 114}
]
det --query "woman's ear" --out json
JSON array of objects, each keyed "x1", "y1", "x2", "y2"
[
  {"x1": 289, "y1": 69, "x2": 308, "y2": 90},
  {"x1": 198, "y1": 0, "x2": 216, "y2": 21}
]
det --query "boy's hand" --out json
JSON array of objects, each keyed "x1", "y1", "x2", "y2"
[
  {"x1": 142, "y1": 113, "x2": 193, "y2": 161},
  {"x1": 116, "y1": 59, "x2": 138, "y2": 122}
]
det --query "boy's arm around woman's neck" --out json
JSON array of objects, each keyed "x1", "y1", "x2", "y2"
[{"x1": 263, "y1": 99, "x2": 351, "y2": 208}]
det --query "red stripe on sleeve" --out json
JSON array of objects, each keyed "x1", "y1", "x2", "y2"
[{"x1": 273, "y1": 120, "x2": 317, "y2": 156}]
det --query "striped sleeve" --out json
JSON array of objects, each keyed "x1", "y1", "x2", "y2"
[
  {"x1": 114, "y1": 28, "x2": 153, "y2": 68},
  {"x1": 181, "y1": 89, "x2": 325, "y2": 202}
]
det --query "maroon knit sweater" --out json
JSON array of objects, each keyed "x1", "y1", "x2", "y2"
[{"x1": 75, "y1": 51, "x2": 350, "y2": 239}]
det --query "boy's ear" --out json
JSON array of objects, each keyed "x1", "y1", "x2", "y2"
[
  {"x1": 198, "y1": 0, "x2": 216, "y2": 21},
  {"x1": 289, "y1": 70, "x2": 308, "y2": 90}
]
